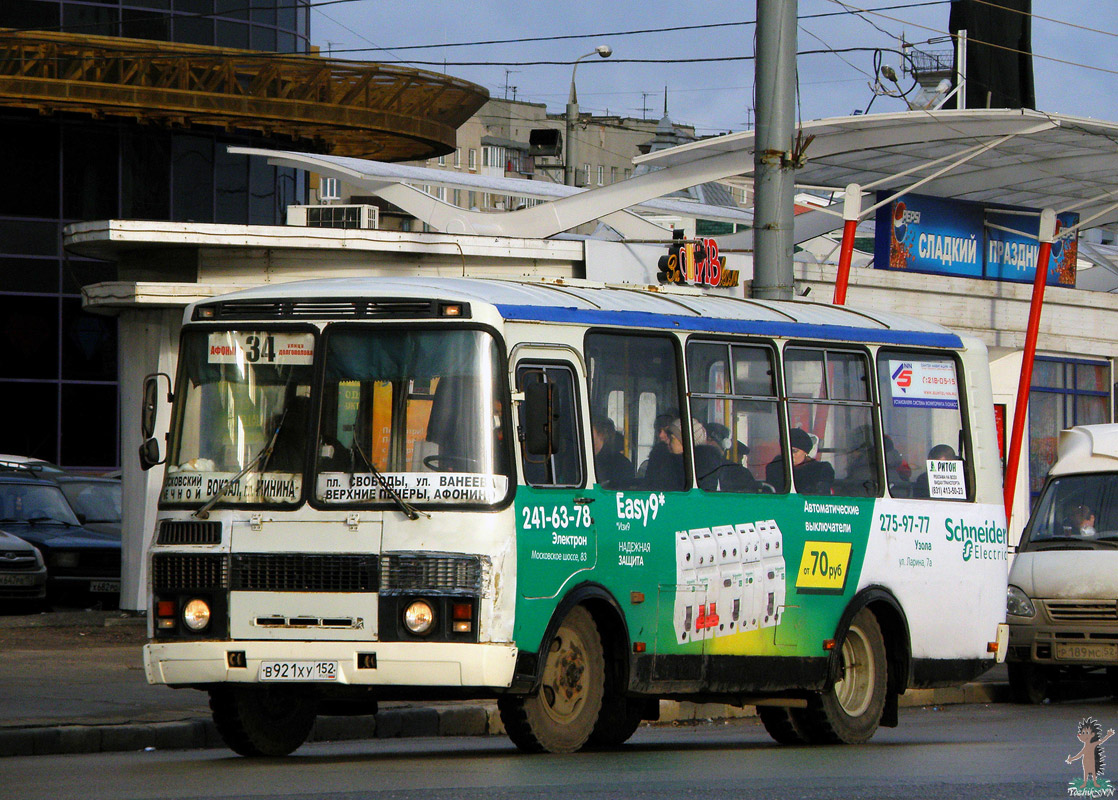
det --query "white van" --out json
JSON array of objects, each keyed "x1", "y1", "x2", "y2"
[{"x1": 1006, "y1": 424, "x2": 1118, "y2": 703}]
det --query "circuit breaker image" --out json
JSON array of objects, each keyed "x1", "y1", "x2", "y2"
[
  {"x1": 712, "y1": 524, "x2": 744, "y2": 634},
  {"x1": 757, "y1": 518, "x2": 786, "y2": 627},
  {"x1": 735, "y1": 522, "x2": 762, "y2": 632}
]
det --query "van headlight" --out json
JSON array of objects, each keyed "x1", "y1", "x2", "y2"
[{"x1": 1007, "y1": 585, "x2": 1035, "y2": 618}]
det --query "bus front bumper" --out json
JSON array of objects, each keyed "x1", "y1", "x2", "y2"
[{"x1": 143, "y1": 640, "x2": 519, "y2": 689}]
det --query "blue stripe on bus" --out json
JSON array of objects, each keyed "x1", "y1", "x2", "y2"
[{"x1": 494, "y1": 304, "x2": 964, "y2": 349}]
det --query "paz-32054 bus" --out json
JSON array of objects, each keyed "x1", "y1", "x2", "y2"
[{"x1": 139, "y1": 276, "x2": 1007, "y2": 756}]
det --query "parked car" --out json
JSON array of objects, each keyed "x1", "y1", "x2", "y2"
[
  {"x1": 0, "y1": 529, "x2": 47, "y2": 604},
  {"x1": 1006, "y1": 424, "x2": 1118, "y2": 703},
  {"x1": 0, "y1": 454, "x2": 66, "y2": 475},
  {"x1": 0, "y1": 472, "x2": 120, "y2": 605},
  {"x1": 54, "y1": 475, "x2": 121, "y2": 538}
]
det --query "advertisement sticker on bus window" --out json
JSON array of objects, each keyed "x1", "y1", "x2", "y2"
[
  {"x1": 207, "y1": 332, "x2": 314, "y2": 365},
  {"x1": 316, "y1": 472, "x2": 508, "y2": 505},
  {"x1": 887, "y1": 360, "x2": 959, "y2": 409},
  {"x1": 926, "y1": 459, "x2": 965, "y2": 499}
]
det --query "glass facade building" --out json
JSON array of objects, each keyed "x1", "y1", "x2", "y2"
[{"x1": 0, "y1": 1, "x2": 309, "y2": 469}]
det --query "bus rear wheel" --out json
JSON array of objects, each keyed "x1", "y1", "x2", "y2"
[
  {"x1": 210, "y1": 685, "x2": 318, "y2": 757},
  {"x1": 499, "y1": 605, "x2": 605, "y2": 754},
  {"x1": 800, "y1": 608, "x2": 887, "y2": 744},
  {"x1": 758, "y1": 705, "x2": 812, "y2": 745}
]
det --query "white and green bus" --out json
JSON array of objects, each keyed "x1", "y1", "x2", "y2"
[{"x1": 139, "y1": 276, "x2": 1008, "y2": 756}]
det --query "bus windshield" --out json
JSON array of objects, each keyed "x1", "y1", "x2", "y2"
[
  {"x1": 162, "y1": 329, "x2": 316, "y2": 507},
  {"x1": 314, "y1": 327, "x2": 510, "y2": 507}
]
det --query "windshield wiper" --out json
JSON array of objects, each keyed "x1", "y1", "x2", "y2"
[
  {"x1": 27, "y1": 515, "x2": 75, "y2": 526},
  {"x1": 192, "y1": 409, "x2": 289, "y2": 520},
  {"x1": 352, "y1": 440, "x2": 429, "y2": 521}
]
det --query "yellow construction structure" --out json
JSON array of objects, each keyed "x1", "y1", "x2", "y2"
[{"x1": 0, "y1": 29, "x2": 488, "y2": 161}]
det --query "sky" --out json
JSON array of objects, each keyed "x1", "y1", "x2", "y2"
[{"x1": 310, "y1": 1, "x2": 1117, "y2": 136}]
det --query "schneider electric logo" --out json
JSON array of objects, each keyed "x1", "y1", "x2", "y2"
[{"x1": 945, "y1": 517, "x2": 1007, "y2": 562}]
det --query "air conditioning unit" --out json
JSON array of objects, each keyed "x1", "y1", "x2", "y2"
[{"x1": 286, "y1": 204, "x2": 379, "y2": 230}]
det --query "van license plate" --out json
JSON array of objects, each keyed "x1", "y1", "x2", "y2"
[
  {"x1": 259, "y1": 661, "x2": 339, "y2": 681},
  {"x1": 1055, "y1": 643, "x2": 1118, "y2": 662},
  {"x1": 89, "y1": 580, "x2": 120, "y2": 593}
]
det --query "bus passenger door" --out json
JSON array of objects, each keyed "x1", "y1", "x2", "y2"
[{"x1": 512, "y1": 355, "x2": 596, "y2": 602}]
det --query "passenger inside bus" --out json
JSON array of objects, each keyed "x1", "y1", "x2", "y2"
[
  {"x1": 766, "y1": 427, "x2": 835, "y2": 495},
  {"x1": 912, "y1": 443, "x2": 959, "y2": 498},
  {"x1": 643, "y1": 416, "x2": 687, "y2": 491},
  {"x1": 592, "y1": 416, "x2": 634, "y2": 489}
]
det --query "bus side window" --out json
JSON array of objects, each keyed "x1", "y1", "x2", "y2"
[
  {"x1": 877, "y1": 350, "x2": 970, "y2": 501},
  {"x1": 516, "y1": 364, "x2": 584, "y2": 488},
  {"x1": 686, "y1": 340, "x2": 779, "y2": 493},
  {"x1": 784, "y1": 347, "x2": 880, "y2": 497},
  {"x1": 586, "y1": 332, "x2": 685, "y2": 492}
]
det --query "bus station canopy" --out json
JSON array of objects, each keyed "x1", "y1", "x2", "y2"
[{"x1": 244, "y1": 109, "x2": 1118, "y2": 240}]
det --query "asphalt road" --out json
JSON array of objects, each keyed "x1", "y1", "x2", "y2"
[{"x1": 5, "y1": 701, "x2": 1117, "y2": 800}]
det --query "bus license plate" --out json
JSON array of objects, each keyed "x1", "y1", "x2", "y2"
[
  {"x1": 89, "y1": 580, "x2": 120, "y2": 594},
  {"x1": 1055, "y1": 643, "x2": 1118, "y2": 662},
  {"x1": 259, "y1": 661, "x2": 339, "y2": 682}
]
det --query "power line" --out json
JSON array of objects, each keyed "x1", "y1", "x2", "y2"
[
  {"x1": 313, "y1": 2, "x2": 948, "y2": 59},
  {"x1": 971, "y1": 0, "x2": 1118, "y2": 40},
  {"x1": 843, "y1": 3, "x2": 1118, "y2": 79}
]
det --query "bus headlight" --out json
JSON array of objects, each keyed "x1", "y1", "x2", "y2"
[
  {"x1": 182, "y1": 598, "x2": 212, "y2": 631},
  {"x1": 1007, "y1": 585, "x2": 1035, "y2": 618},
  {"x1": 403, "y1": 600, "x2": 435, "y2": 635}
]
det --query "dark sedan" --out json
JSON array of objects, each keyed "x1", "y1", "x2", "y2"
[{"x1": 0, "y1": 475, "x2": 120, "y2": 603}]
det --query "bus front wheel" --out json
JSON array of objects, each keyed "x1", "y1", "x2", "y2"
[
  {"x1": 210, "y1": 685, "x2": 318, "y2": 757},
  {"x1": 499, "y1": 605, "x2": 605, "y2": 753},
  {"x1": 801, "y1": 608, "x2": 887, "y2": 744}
]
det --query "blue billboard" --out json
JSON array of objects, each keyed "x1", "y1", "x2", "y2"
[{"x1": 874, "y1": 192, "x2": 1077, "y2": 287}]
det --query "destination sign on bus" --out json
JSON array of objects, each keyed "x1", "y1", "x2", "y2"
[{"x1": 207, "y1": 332, "x2": 314, "y2": 365}]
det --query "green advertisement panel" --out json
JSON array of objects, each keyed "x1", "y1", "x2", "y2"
[{"x1": 513, "y1": 486, "x2": 876, "y2": 659}]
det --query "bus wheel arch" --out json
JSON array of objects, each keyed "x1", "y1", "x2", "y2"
[
  {"x1": 803, "y1": 589, "x2": 910, "y2": 744},
  {"x1": 501, "y1": 584, "x2": 641, "y2": 753}
]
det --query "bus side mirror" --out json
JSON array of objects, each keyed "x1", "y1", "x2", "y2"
[
  {"x1": 141, "y1": 373, "x2": 173, "y2": 440},
  {"x1": 523, "y1": 380, "x2": 558, "y2": 456},
  {"x1": 139, "y1": 438, "x2": 164, "y2": 471}
]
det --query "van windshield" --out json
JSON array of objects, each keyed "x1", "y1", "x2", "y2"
[{"x1": 1023, "y1": 473, "x2": 1118, "y2": 550}]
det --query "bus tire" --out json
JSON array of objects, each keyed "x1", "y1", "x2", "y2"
[
  {"x1": 499, "y1": 605, "x2": 605, "y2": 754},
  {"x1": 801, "y1": 608, "x2": 887, "y2": 744},
  {"x1": 586, "y1": 695, "x2": 643, "y2": 749},
  {"x1": 209, "y1": 685, "x2": 318, "y2": 757},
  {"x1": 1008, "y1": 662, "x2": 1049, "y2": 704},
  {"x1": 758, "y1": 706, "x2": 812, "y2": 745}
]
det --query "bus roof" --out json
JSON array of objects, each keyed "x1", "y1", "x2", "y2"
[{"x1": 192, "y1": 276, "x2": 964, "y2": 349}]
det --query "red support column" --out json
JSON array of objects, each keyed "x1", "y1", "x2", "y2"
[
  {"x1": 1003, "y1": 208, "x2": 1057, "y2": 525},
  {"x1": 832, "y1": 184, "x2": 862, "y2": 306}
]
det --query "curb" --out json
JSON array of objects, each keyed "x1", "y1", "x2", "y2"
[{"x1": 0, "y1": 682, "x2": 1008, "y2": 757}]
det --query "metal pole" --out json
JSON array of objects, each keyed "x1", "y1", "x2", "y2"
[
  {"x1": 832, "y1": 183, "x2": 862, "y2": 305},
  {"x1": 564, "y1": 47, "x2": 611, "y2": 187},
  {"x1": 565, "y1": 95, "x2": 578, "y2": 186},
  {"x1": 1003, "y1": 208, "x2": 1057, "y2": 525},
  {"x1": 956, "y1": 29, "x2": 967, "y2": 110},
  {"x1": 752, "y1": 0, "x2": 798, "y2": 301}
]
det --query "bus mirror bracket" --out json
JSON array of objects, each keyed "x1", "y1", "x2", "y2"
[{"x1": 523, "y1": 380, "x2": 558, "y2": 456}]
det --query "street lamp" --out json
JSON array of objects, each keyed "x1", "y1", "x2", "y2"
[{"x1": 565, "y1": 45, "x2": 612, "y2": 186}]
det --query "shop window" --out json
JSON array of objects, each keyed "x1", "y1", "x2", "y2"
[{"x1": 1029, "y1": 357, "x2": 1110, "y2": 497}]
